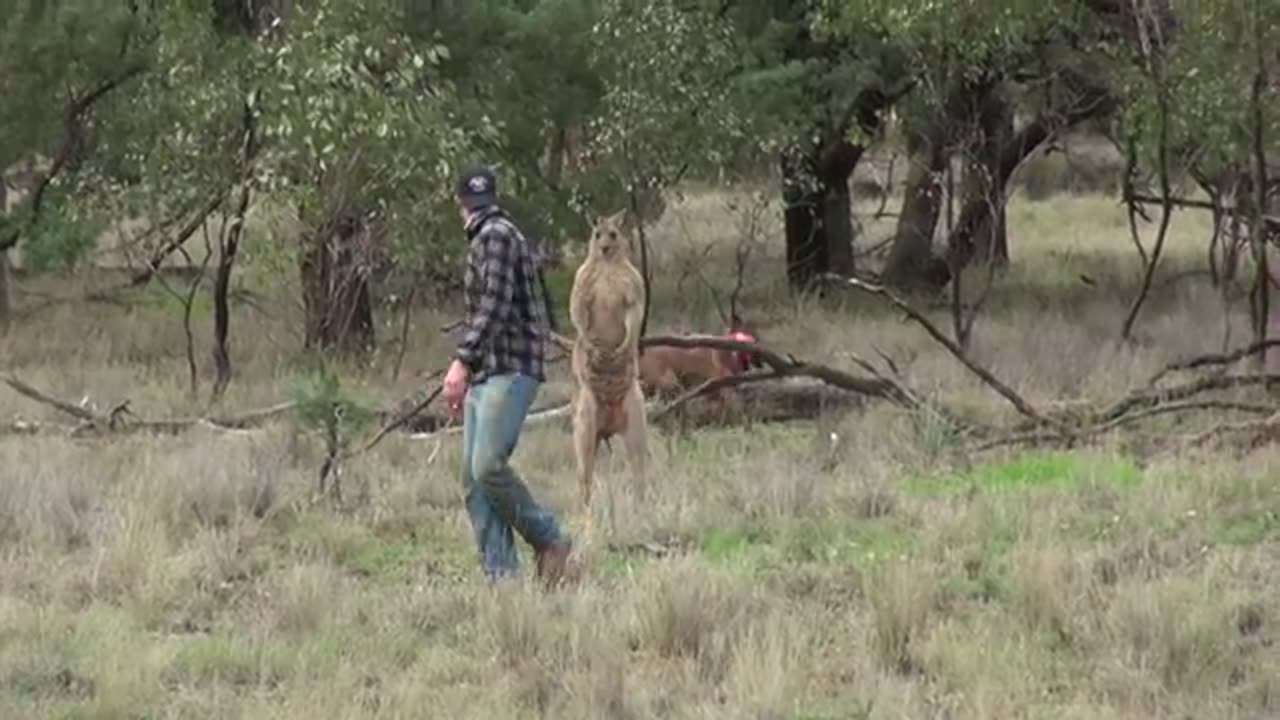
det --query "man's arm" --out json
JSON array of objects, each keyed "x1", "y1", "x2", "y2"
[{"x1": 455, "y1": 227, "x2": 517, "y2": 369}]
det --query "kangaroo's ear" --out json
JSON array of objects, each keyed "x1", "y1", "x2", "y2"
[{"x1": 606, "y1": 208, "x2": 630, "y2": 230}]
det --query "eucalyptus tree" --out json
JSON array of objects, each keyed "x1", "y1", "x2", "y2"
[{"x1": 0, "y1": 0, "x2": 153, "y2": 330}]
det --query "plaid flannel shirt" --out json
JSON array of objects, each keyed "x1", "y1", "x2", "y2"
[{"x1": 455, "y1": 206, "x2": 549, "y2": 385}]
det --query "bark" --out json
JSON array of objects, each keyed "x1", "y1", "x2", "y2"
[
  {"x1": 781, "y1": 154, "x2": 822, "y2": 292},
  {"x1": 210, "y1": 217, "x2": 239, "y2": 402},
  {"x1": 782, "y1": 141, "x2": 862, "y2": 292},
  {"x1": 821, "y1": 160, "x2": 856, "y2": 276},
  {"x1": 945, "y1": 86, "x2": 1114, "y2": 273},
  {"x1": 0, "y1": 182, "x2": 9, "y2": 333},
  {"x1": 1247, "y1": 1, "x2": 1272, "y2": 373},
  {"x1": 0, "y1": 251, "x2": 11, "y2": 335},
  {"x1": 780, "y1": 85, "x2": 903, "y2": 293},
  {"x1": 544, "y1": 123, "x2": 567, "y2": 190},
  {"x1": 882, "y1": 77, "x2": 1015, "y2": 290},
  {"x1": 212, "y1": 0, "x2": 287, "y2": 36},
  {"x1": 211, "y1": 96, "x2": 258, "y2": 402},
  {"x1": 882, "y1": 129, "x2": 947, "y2": 290},
  {"x1": 963, "y1": 85, "x2": 1014, "y2": 265},
  {"x1": 299, "y1": 212, "x2": 377, "y2": 356}
]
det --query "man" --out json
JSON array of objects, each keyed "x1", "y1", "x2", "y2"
[{"x1": 442, "y1": 165, "x2": 573, "y2": 586}]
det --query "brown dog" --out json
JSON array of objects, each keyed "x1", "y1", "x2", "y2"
[{"x1": 638, "y1": 325, "x2": 762, "y2": 408}]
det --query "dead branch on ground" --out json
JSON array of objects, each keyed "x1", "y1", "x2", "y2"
[
  {"x1": 342, "y1": 382, "x2": 445, "y2": 460},
  {"x1": 815, "y1": 271, "x2": 1280, "y2": 454},
  {"x1": 822, "y1": 273, "x2": 1070, "y2": 435},
  {"x1": 1, "y1": 374, "x2": 294, "y2": 435},
  {"x1": 1095, "y1": 372, "x2": 1280, "y2": 426},
  {"x1": 1183, "y1": 410, "x2": 1280, "y2": 450},
  {"x1": 1145, "y1": 339, "x2": 1280, "y2": 386}
]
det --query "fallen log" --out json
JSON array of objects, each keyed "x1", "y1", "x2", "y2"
[
  {"x1": 654, "y1": 379, "x2": 868, "y2": 429},
  {"x1": 398, "y1": 378, "x2": 871, "y2": 444}
]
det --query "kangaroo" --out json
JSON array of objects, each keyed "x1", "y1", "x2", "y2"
[{"x1": 568, "y1": 209, "x2": 649, "y2": 528}]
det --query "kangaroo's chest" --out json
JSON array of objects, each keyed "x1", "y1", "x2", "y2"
[{"x1": 576, "y1": 265, "x2": 637, "y2": 345}]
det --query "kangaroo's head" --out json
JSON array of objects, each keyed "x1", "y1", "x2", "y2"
[{"x1": 588, "y1": 209, "x2": 631, "y2": 260}]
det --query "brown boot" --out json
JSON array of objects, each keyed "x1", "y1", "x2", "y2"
[{"x1": 534, "y1": 538, "x2": 574, "y2": 588}]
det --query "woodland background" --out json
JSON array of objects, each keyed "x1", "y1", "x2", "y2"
[{"x1": 1, "y1": 1, "x2": 1279, "y2": 718}]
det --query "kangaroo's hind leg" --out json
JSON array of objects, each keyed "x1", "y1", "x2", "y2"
[
  {"x1": 620, "y1": 379, "x2": 651, "y2": 501},
  {"x1": 572, "y1": 386, "x2": 600, "y2": 539}
]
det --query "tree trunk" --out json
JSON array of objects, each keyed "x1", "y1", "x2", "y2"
[
  {"x1": 211, "y1": 223, "x2": 242, "y2": 402},
  {"x1": 945, "y1": 86, "x2": 1115, "y2": 273},
  {"x1": 0, "y1": 181, "x2": 10, "y2": 333},
  {"x1": 964, "y1": 85, "x2": 1014, "y2": 265},
  {"x1": 781, "y1": 153, "x2": 823, "y2": 292},
  {"x1": 213, "y1": 0, "x2": 288, "y2": 36},
  {"x1": 781, "y1": 142, "x2": 861, "y2": 293},
  {"x1": 544, "y1": 123, "x2": 567, "y2": 190},
  {"x1": 822, "y1": 173, "x2": 855, "y2": 276},
  {"x1": 0, "y1": 251, "x2": 11, "y2": 335},
  {"x1": 211, "y1": 95, "x2": 257, "y2": 402},
  {"x1": 300, "y1": 213, "x2": 376, "y2": 356},
  {"x1": 882, "y1": 132, "x2": 947, "y2": 290}
]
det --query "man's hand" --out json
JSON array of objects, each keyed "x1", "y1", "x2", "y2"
[{"x1": 442, "y1": 359, "x2": 470, "y2": 416}]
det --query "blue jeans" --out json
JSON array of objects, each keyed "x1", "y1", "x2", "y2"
[{"x1": 461, "y1": 372, "x2": 565, "y2": 579}]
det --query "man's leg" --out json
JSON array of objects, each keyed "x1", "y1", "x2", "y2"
[
  {"x1": 461, "y1": 380, "x2": 518, "y2": 579},
  {"x1": 469, "y1": 373, "x2": 570, "y2": 573}
]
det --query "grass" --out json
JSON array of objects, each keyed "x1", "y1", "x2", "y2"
[
  {"x1": 901, "y1": 450, "x2": 1144, "y2": 497},
  {"x1": 1, "y1": 179, "x2": 1279, "y2": 718}
]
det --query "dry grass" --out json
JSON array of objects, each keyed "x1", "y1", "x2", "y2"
[{"x1": 1, "y1": 183, "x2": 1278, "y2": 719}]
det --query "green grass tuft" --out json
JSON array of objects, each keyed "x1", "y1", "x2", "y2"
[{"x1": 903, "y1": 451, "x2": 1143, "y2": 497}]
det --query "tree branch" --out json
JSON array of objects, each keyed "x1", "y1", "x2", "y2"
[
  {"x1": 0, "y1": 63, "x2": 147, "y2": 252},
  {"x1": 1127, "y1": 193, "x2": 1280, "y2": 234},
  {"x1": 822, "y1": 273, "x2": 1070, "y2": 434},
  {"x1": 1146, "y1": 339, "x2": 1280, "y2": 386},
  {"x1": 1097, "y1": 373, "x2": 1280, "y2": 424}
]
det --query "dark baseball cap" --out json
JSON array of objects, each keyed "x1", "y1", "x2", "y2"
[{"x1": 456, "y1": 165, "x2": 498, "y2": 210}]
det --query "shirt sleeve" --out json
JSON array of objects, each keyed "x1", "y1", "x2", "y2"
[{"x1": 455, "y1": 226, "x2": 517, "y2": 368}]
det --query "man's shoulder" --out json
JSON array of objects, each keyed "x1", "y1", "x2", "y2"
[
  {"x1": 475, "y1": 214, "x2": 524, "y2": 247},
  {"x1": 471, "y1": 207, "x2": 518, "y2": 234},
  {"x1": 481, "y1": 217, "x2": 538, "y2": 266}
]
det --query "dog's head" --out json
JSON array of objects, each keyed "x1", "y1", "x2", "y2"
[{"x1": 724, "y1": 321, "x2": 762, "y2": 373}]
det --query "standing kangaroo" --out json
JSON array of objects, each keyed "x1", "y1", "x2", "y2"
[{"x1": 568, "y1": 209, "x2": 649, "y2": 531}]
